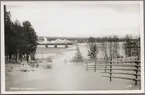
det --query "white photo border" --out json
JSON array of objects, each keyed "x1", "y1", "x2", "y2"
[{"x1": 1, "y1": 1, "x2": 144, "y2": 94}]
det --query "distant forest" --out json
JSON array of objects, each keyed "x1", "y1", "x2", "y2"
[{"x1": 38, "y1": 35, "x2": 140, "y2": 43}]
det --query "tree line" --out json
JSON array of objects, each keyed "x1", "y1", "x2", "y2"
[
  {"x1": 87, "y1": 35, "x2": 140, "y2": 43},
  {"x1": 87, "y1": 35, "x2": 140, "y2": 60},
  {"x1": 4, "y1": 5, "x2": 38, "y2": 63},
  {"x1": 71, "y1": 34, "x2": 140, "y2": 63}
]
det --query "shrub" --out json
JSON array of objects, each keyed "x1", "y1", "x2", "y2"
[
  {"x1": 88, "y1": 43, "x2": 98, "y2": 60},
  {"x1": 72, "y1": 44, "x2": 84, "y2": 62}
]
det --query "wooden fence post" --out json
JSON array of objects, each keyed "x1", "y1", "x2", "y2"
[
  {"x1": 94, "y1": 58, "x2": 97, "y2": 72},
  {"x1": 110, "y1": 59, "x2": 112, "y2": 81},
  {"x1": 134, "y1": 40, "x2": 140, "y2": 85},
  {"x1": 134, "y1": 61, "x2": 139, "y2": 85},
  {"x1": 105, "y1": 57, "x2": 107, "y2": 72},
  {"x1": 86, "y1": 61, "x2": 88, "y2": 71},
  {"x1": 134, "y1": 43, "x2": 140, "y2": 85}
]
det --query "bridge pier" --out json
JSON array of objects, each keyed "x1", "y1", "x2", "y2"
[
  {"x1": 38, "y1": 43, "x2": 73, "y2": 48},
  {"x1": 65, "y1": 45, "x2": 68, "y2": 48},
  {"x1": 54, "y1": 45, "x2": 57, "y2": 48},
  {"x1": 45, "y1": 45, "x2": 48, "y2": 48}
]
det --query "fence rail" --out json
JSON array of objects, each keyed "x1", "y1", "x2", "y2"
[
  {"x1": 102, "y1": 76, "x2": 141, "y2": 82},
  {"x1": 101, "y1": 72, "x2": 140, "y2": 76},
  {"x1": 86, "y1": 59, "x2": 141, "y2": 85}
]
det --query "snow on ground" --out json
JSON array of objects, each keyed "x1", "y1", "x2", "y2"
[{"x1": 5, "y1": 44, "x2": 141, "y2": 91}]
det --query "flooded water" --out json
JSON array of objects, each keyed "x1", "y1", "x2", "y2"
[
  {"x1": 35, "y1": 43, "x2": 126, "y2": 60},
  {"x1": 5, "y1": 43, "x2": 141, "y2": 91}
]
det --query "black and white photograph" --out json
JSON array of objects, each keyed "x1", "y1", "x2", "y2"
[{"x1": 1, "y1": 1, "x2": 144, "y2": 94}]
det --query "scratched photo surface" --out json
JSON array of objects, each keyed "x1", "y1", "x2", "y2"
[{"x1": 3, "y1": 1, "x2": 142, "y2": 91}]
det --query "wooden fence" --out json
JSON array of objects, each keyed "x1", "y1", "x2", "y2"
[
  {"x1": 86, "y1": 59, "x2": 141, "y2": 85},
  {"x1": 86, "y1": 39, "x2": 141, "y2": 85}
]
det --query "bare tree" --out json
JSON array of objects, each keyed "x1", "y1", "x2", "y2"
[
  {"x1": 112, "y1": 35, "x2": 119, "y2": 59},
  {"x1": 100, "y1": 41, "x2": 108, "y2": 72}
]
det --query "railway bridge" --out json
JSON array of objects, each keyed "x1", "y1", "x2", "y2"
[
  {"x1": 37, "y1": 42, "x2": 73, "y2": 48},
  {"x1": 37, "y1": 37, "x2": 74, "y2": 48}
]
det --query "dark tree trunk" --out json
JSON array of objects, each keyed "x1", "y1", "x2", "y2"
[
  {"x1": 15, "y1": 53, "x2": 17, "y2": 63},
  {"x1": 9, "y1": 54, "x2": 12, "y2": 63},
  {"x1": 26, "y1": 54, "x2": 29, "y2": 62},
  {"x1": 19, "y1": 53, "x2": 22, "y2": 62}
]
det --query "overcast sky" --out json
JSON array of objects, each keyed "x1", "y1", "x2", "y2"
[{"x1": 4, "y1": 1, "x2": 143, "y2": 37}]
